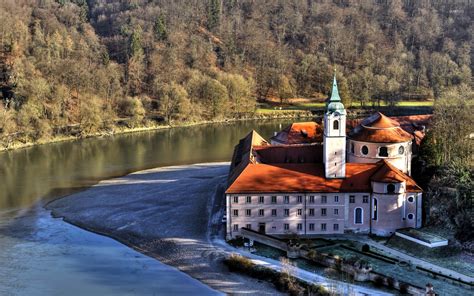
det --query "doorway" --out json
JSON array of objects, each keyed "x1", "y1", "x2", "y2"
[{"x1": 258, "y1": 223, "x2": 266, "y2": 234}]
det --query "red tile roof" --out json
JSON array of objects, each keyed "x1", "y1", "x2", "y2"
[
  {"x1": 253, "y1": 144, "x2": 323, "y2": 164},
  {"x1": 226, "y1": 161, "x2": 422, "y2": 194},
  {"x1": 349, "y1": 112, "x2": 413, "y2": 143},
  {"x1": 270, "y1": 122, "x2": 322, "y2": 144}
]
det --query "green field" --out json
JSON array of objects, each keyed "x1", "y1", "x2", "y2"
[{"x1": 256, "y1": 100, "x2": 434, "y2": 113}]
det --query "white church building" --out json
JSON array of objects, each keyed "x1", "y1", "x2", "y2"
[{"x1": 226, "y1": 76, "x2": 425, "y2": 239}]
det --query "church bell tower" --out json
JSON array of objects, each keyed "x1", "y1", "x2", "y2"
[{"x1": 323, "y1": 74, "x2": 346, "y2": 178}]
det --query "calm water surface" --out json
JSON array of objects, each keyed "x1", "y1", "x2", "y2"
[{"x1": 0, "y1": 119, "x2": 293, "y2": 295}]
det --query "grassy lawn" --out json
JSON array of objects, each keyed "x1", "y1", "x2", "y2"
[
  {"x1": 252, "y1": 240, "x2": 471, "y2": 295},
  {"x1": 256, "y1": 100, "x2": 433, "y2": 113},
  {"x1": 386, "y1": 235, "x2": 474, "y2": 277}
]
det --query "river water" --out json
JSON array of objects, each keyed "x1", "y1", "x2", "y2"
[{"x1": 0, "y1": 119, "x2": 292, "y2": 296}]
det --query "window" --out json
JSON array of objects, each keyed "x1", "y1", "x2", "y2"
[
  {"x1": 271, "y1": 196, "x2": 277, "y2": 203},
  {"x1": 246, "y1": 224, "x2": 251, "y2": 229},
  {"x1": 309, "y1": 209, "x2": 315, "y2": 216},
  {"x1": 334, "y1": 208, "x2": 339, "y2": 215},
  {"x1": 387, "y1": 183, "x2": 396, "y2": 193},
  {"x1": 333, "y1": 120, "x2": 339, "y2": 130},
  {"x1": 233, "y1": 196, "x2": 238, "y2": 203},
  {"x1": 321, "y1": 195, "x2": 327, "y2": 204},
  {"x1": 363, "y1": 195, "x2": 369, "y2": 203},
  {"x1": 408, "y1": 196, "x2": 414, "y2": 203},
  {"x1": 373, "y1": 198, "x2": 378, "y2": 221},
  {"x1": 284, "y1": 209, "x2": 290, "y2": 217},
  {"x1": 233, "y1": 224, "x2": 239, "y2": 231},
  {"x1": 246, "y1": 196, "x2": 251, "y2": 203},
  {"x1": 321, "y1": 208, "x2": 327, "y2": 216},
  {"x1": 355, "y1": 208, "x2": 363, "y2": 224},
  {"x1": 271, "y1": 209, "x2": 277, "y2": 216},
  {"x1": 349, "y1": 195, "x2": 355, "y2": 203},
  {"x1": 297, "y1": 223, "x2": 303, "y2": 231},
  {"x1": 351, "y1": 142, "x2": 355, "y2": 153},
  {"x1": 258, "y1": 209, "x2": 264, "y2": 216},
  {"x1": 259, "y1": 196, "x2": 264, "y2": 203},
  {"x1": 297, "y1": 195, "x2": 303, "y2": 203},
  {"x1": 309, "y1": 196, "x2": 315, "y2": 203},
  {"x1": 297, "y1": 209, "x2": 302, "y2": 216},
  {"x1": 334, "y1": 196, "x2": 339, "y2": 203},
  {"x1": 407, "y1": 213, "x2": 414, "y2": 220},
  {"x1": 334, "y1": 224, "x2": 339, "y2": 231},
  {"x1": 245, "y1": 209, "x2": 251, "y2": 216},
  {"x1": 379, "y1": 146, "x2": 388, "y2": 157},
  {"x1": 309, "y1": 223, "x2": 315, "y2": 231},
  {"x1": 284, "y1": 196, "x2": 289, "y2": 204},
  {"x1": 321, "y1": 223, "x2": 327, "y2": 231},
  {"x1": 361, "y1": 145, "x2": 369, "y2": 155},
  {"x1": 284, "y1": 223, "x2": 289, "y2": 230},
  {"x1": 233, "y1": 209, "x2": 239, "y2": 217},
  {"x1": 399, "y1": 146, "x2": 405, "y2": 155}
]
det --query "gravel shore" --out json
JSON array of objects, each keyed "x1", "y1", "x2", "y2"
[{"x1": 47, "y1": 163, "x2": 283, "y2": 295}]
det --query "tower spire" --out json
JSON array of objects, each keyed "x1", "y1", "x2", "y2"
[{"x1": 330, "y1": 70, "x2": 341, "y2": 102}]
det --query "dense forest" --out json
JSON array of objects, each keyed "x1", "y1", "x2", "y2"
[{"x1": 0, "y1": 0, "x2": 472, "y2": 146}]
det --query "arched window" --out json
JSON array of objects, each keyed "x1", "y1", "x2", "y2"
[
  {"x1": 372, "y1": 198, "x2": 378, "y2": 221},
  {"x1": 361, "y1": 145, "x2": 369, "y2": 155},
  {"x1": 355, "y1": 208, "x2": 363, "y2": 224},
  {"x1": 387, "y1": 183, "x2": 395, "y2": 193},
  {"x1": 398, "y1": 146, "x2": 405, "y2": 155},
  {"x1": 379, "y1": 147, "x2": 388, "y2": 157},
  {"x1": 333, "y1": 120, "x2": 339, "y2": 130}
]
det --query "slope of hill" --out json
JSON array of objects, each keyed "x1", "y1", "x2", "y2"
[{"x1": 0, "y1": 0, "x2": 472, "y2": 148}]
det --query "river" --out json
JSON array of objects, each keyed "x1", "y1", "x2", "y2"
[{"x1": 0, "y1": 119, "x2": 293, "y2": 296}]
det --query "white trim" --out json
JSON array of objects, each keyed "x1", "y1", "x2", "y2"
[
  {"x1": 354, "y1": 207, "x2": 363, "y2": 225},
  {"x1": 372, "y1": 198, "x2": 378, "y2": 220},
  {"x1": 360, "y1": 145, "x2": 369, "y2": 155}
]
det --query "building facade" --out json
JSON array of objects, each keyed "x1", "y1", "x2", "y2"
[{"x1": 226, "y1": 75, "x2": 424, "y2": 239}]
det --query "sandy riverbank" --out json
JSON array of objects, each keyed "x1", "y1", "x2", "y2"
[{"x1": 46, "y1": 163, "x2": 283, "y2": 295}]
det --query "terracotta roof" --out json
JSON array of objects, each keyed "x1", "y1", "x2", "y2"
[
  {"x1": 371, "y1": 160, "x2": 422, "y2": 191},
  {"x1": 349, "y1": 112, "x2": 413, "y2": 143},
  {"x1": 270, "y1": 122, "x2": 322, "y2": 144},
  {"x1": 226, "y1": 161, "x2": 422, "y2": 193},
  {"x1": 253, "y1": 144, "x2": 323, "y2": 164},
  {"x1": 228, "y1": 130, "x2": 268, "y2": 186},
  {"x1": 226, "y1": 161, "x2": 422, "y2": 194}
]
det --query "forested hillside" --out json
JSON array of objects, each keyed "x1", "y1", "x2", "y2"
[{"x1": 0, "y1": 0, "x2": 473, "y2": 147}]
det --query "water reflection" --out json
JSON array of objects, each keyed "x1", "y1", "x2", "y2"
[
  {"x1": 0, "y1": 119, "x2": 292, "y2": 210},
  {"x1": 0, "y1": 206, "x2": 221, "y2": 296}
]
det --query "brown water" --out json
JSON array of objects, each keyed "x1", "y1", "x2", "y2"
[{"x1": 0, "y1": 119, "x2": 293, "y2": 210}]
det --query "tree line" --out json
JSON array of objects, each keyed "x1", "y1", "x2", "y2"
[{"x1": 0, "y1": 0, "x2": 473, "y2": 147}]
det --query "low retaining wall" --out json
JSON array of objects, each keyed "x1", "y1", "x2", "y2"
[
  {"x1": 240, "y1": 228, "x2": 288, "y2": 251},
  {"x1": 239, "y1": 230, "x2": 427, "y2": 295},
  {"x1": 395, "y1": 231, "x2": 448, "y2": 248}
]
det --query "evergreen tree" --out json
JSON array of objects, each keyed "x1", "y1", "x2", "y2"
[
  {"x1": 154, "y1": 15, "x2": 168, "y2": 41},
  {"x1": 207, "y1": 0, "x2": 221, "y2": 31}
]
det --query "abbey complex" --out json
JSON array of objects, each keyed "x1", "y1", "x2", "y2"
[{"x1": 226, "y1": 76, "x2": 431, "y2": 239}]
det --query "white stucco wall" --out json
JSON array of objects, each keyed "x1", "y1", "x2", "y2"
[{"x1": 347, "y1": 140, "x2": 412, "y2": 174}]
